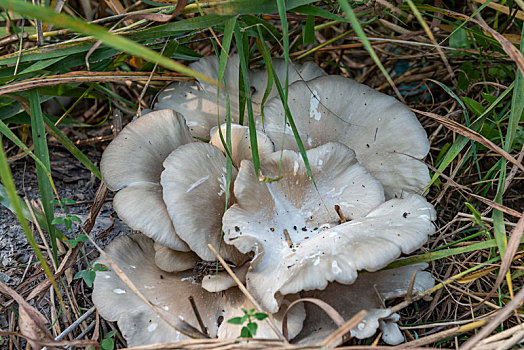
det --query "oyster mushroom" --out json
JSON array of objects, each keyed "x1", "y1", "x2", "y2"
[
  {"x1": 92, "y1": 235, "x2": 305, "y2": 347},
  {"x1": 153, "y1": 243, "x2": 199, "y2": 273},
  {"x1": 222, "y1": 143, "x2": 436, "y2": 312},
  {"x1": 209, "y1": 124, "x2": 274, "y2": 166},
  {"x1": 154, "y1": 55, "x2": 325, "y2": 139},
  {"x1": 100, "y1": 109, "x2": 192, "y2": 252},
  {"x1": 101, "y1": 105, "x2": 274, "y2": 269},
  {"x1": 262, "y1": 75, "x2": 431, "y2": 199},
  {"x1": 296, "y1": 263, "x2": 435, "y2": 345},
  {"x1": 160, "y1": 124, "x2": 274, "y2": 264}
]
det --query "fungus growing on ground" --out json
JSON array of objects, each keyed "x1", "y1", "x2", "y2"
[
  {"x1": 100, "y1": 109, "x2": 192, "y2": 254},
  {"x1": 100, "y1": 107, "x2": 274, "y2": 269},
  {"x1": 93, "y1": 235, "x2": 306, "y2": 347},
  {"x1": 262, "y1": 75, "x2": 431, "y2": 199},
  {"x1": 154, "y1": 55, "x2": 325, "y2": 139},
  {"x1": 95, "y1": 55, "x2": 437, "y2": 347},
  {"x1": 222, "y1": 143, "x2": 436, "y2": 313},
  {"x1": 295, "y1": 263, "x2": 435, "y2": 345}
]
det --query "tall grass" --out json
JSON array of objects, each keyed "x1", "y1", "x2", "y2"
[{"x1": 0, "y1": 0, "x2": 522, "y2": 348}]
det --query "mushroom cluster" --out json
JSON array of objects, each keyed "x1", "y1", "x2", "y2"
[{"x1": 93, "y1": 55, "x2": 436, "y2": 346}]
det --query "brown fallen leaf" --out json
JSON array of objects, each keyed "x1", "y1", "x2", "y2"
[{"x1": 0, "y1": 280, "x2": 54, "y2": 350}]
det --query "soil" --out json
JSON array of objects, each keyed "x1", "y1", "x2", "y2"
[{"x1": 0, "y1": 145, "x2": 133, "y2": 347}]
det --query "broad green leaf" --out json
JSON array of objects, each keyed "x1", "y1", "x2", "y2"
[
  {"x1": 100, "y1": 338, "x2": 114, "y2": 350},
  {"x1": 246, "y1": 322, "x2": 258, "y2": 336},
  {"x1": 462, "y1": 97, "x2": 486, "y2": 117},
  {"x1": 227, "y1": 317, "x2": 244, "y2": 325},
  {"x1": 240, "y1": 326, "x2": 252, "y2": 338},
  {"x1": 254, "y1": 312, "x2": 268, "y2": 321},
  {"x1": 74, "y1": 269, "x2": 96, "y2": 287}
]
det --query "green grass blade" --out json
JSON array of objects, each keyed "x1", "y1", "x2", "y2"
[
  {"x1": 0, "y1": 120, "x2": 58, "y2": 193},
  {"x1": 387, "y1": 236, "x2": 524, "y2": 268},
  {"x1": 302, "y1": 15, "x2": 315, "y2": 45},
  {"x1": 292, "y1": 5, "x2": 350, "y2": 22},
  {"x1": 276, "y1": 0, "x2": 290, "y2": 101},
  {"x1": 234, "y1": 24, "x2": 260, "y2": 174},
  {"x1": 0, "y1": 0, "x2": 218, "y2": 85},
  {"x1": 211, "y1": 0, "x2": 315, "y2": 15},
  {"x1": 29, "y1": 90, "x2": 58, "y2": 263},
  {"x1": 336, "y1": 0, "x2": 404, "y2": 101},
  {"x1": 43, "y1": 116, "x2": 101, "y2": 180},
  {"x1": 0, "y1": 135, "x2": 63, "y2": 306},
  {"x1": 506, "y1": 34, "x2": 524, "y2": 152},
  {"x1": 489, "y1": 31, "x2": 524, "y2": 293},
  {"x1": 255, "y1": 27, "x2": 316, "y2": 188},
  {"x1": 214, "y1": 18, "x2": 238, "y2": 172}
]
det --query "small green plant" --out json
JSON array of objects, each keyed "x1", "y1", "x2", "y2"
[
  {"x1": 66, "y1": 233, "x2": 89, "y2": 248},
  {"x1": 74, "y1": 263, "x2": 107, "y2": 287},
  {"x1": 227, "y1": 308, "x2": 268, "y2": 338},
  {"x1": 100, "y1": 330, "x2": 118, "y2": 350},
  {"x1": 51, "y1": 198, "x2": 82, "y2": 232}
]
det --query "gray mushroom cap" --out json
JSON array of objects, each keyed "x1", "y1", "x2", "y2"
[
  {"x1": 209, "y1": 123, "x2": 275, "y2": 165},
  {"x1": 154, "y1": 55, "x2": 325, "y2": 139},
  {"x1": 262, "y1": 75, "x2": 431, "y2": 199},
  {"x1": 250, "y1": 59, "x2": 326, "y2": 107},
  {"x1": 223, "y1": 142, "x2": 435, "y2": 312},
  {"x1": 161, "y1": 142, "x2": 245, "y2": 264},
  {"x1": 153, "y1": 243, "x2": 199, "y2": 273},
  {"x1": 223, "y1": 142, "x2": 409, "y2": 312},
  {"x1": 100, "y1": 110, "x2": 192, "y2": 251},
  {"x1": 92, "y1": 235, "x2": 305, "y2": 346},
  {"x1": 296, "y1": 263, "x2": 435, "y2": 345}
]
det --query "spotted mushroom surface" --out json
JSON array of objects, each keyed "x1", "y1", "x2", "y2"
[
  {"x1": 223, "y1": 143, "x2": 435, "y2": 312},
  {"x1": 263, "y1": 75, "x2": 431, "y2": 199},
  {"x1": 223, "y1": 142, "x2": 408, "y2": 312}
]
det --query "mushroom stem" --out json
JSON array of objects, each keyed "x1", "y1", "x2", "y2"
[
  {"x1": 334, "y1": 204, "x2": 348, "y2": 224},
  {"x1": 283, "y1": 229, "x2": 293, "y2": 248},
  {"x1": 188, "y1": 296, "x2": 209, "y2": 336}
]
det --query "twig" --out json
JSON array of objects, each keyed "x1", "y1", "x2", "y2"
[
  {"x1": 189, "y1": 296, "x2": 209, "y2": 336},
  {"x1": 207, "y1": 244, "x2": 287, "y2": 342},
  {"x1": 320, "y1": 310, "x2": 367, "y2": 348},
  {"x1": 460, "y1": 279, "x2": 524, "y2": 349}
]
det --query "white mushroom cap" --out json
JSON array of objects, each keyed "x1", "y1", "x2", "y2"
[
  {"x1": 224, "y1": 157, "x2": 435, "y2": 312},
  {"x1": 250, "y1": 59, "x2": 326, "y2": 107},
  {"x1": 209, "y1": 124, "x2": 275, "y2": 165},
  {"x1": 223, "y1": 143, "x2": 393, "y2": 312},
  {"x1": 262, "y1": 75, "x2": 431, "y2": 199},
  {"x1": 153, "y1": 243, "x2": 199, "y2": 273},
  {"x1": 161, "y1": 142, "x2": 244, "y2": 264},
  {"x1": 154, "y1": 55, "x2": 325, "y2": 139},
  {"x1": 100, "y1": 110, "x2": 192, "y2": 251},
  {"x1": 296, "y1": 263, "x2": 435, "y2": 345},
  {"x1": 154, "y1": 57, "x2": 241, "y2": 139},
  {"x1": 92, "y1": 235, "x2": 304, "y2": 346},
  {"x1": 201, "y1": 263, "x2": 249, "y2": 293}
]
